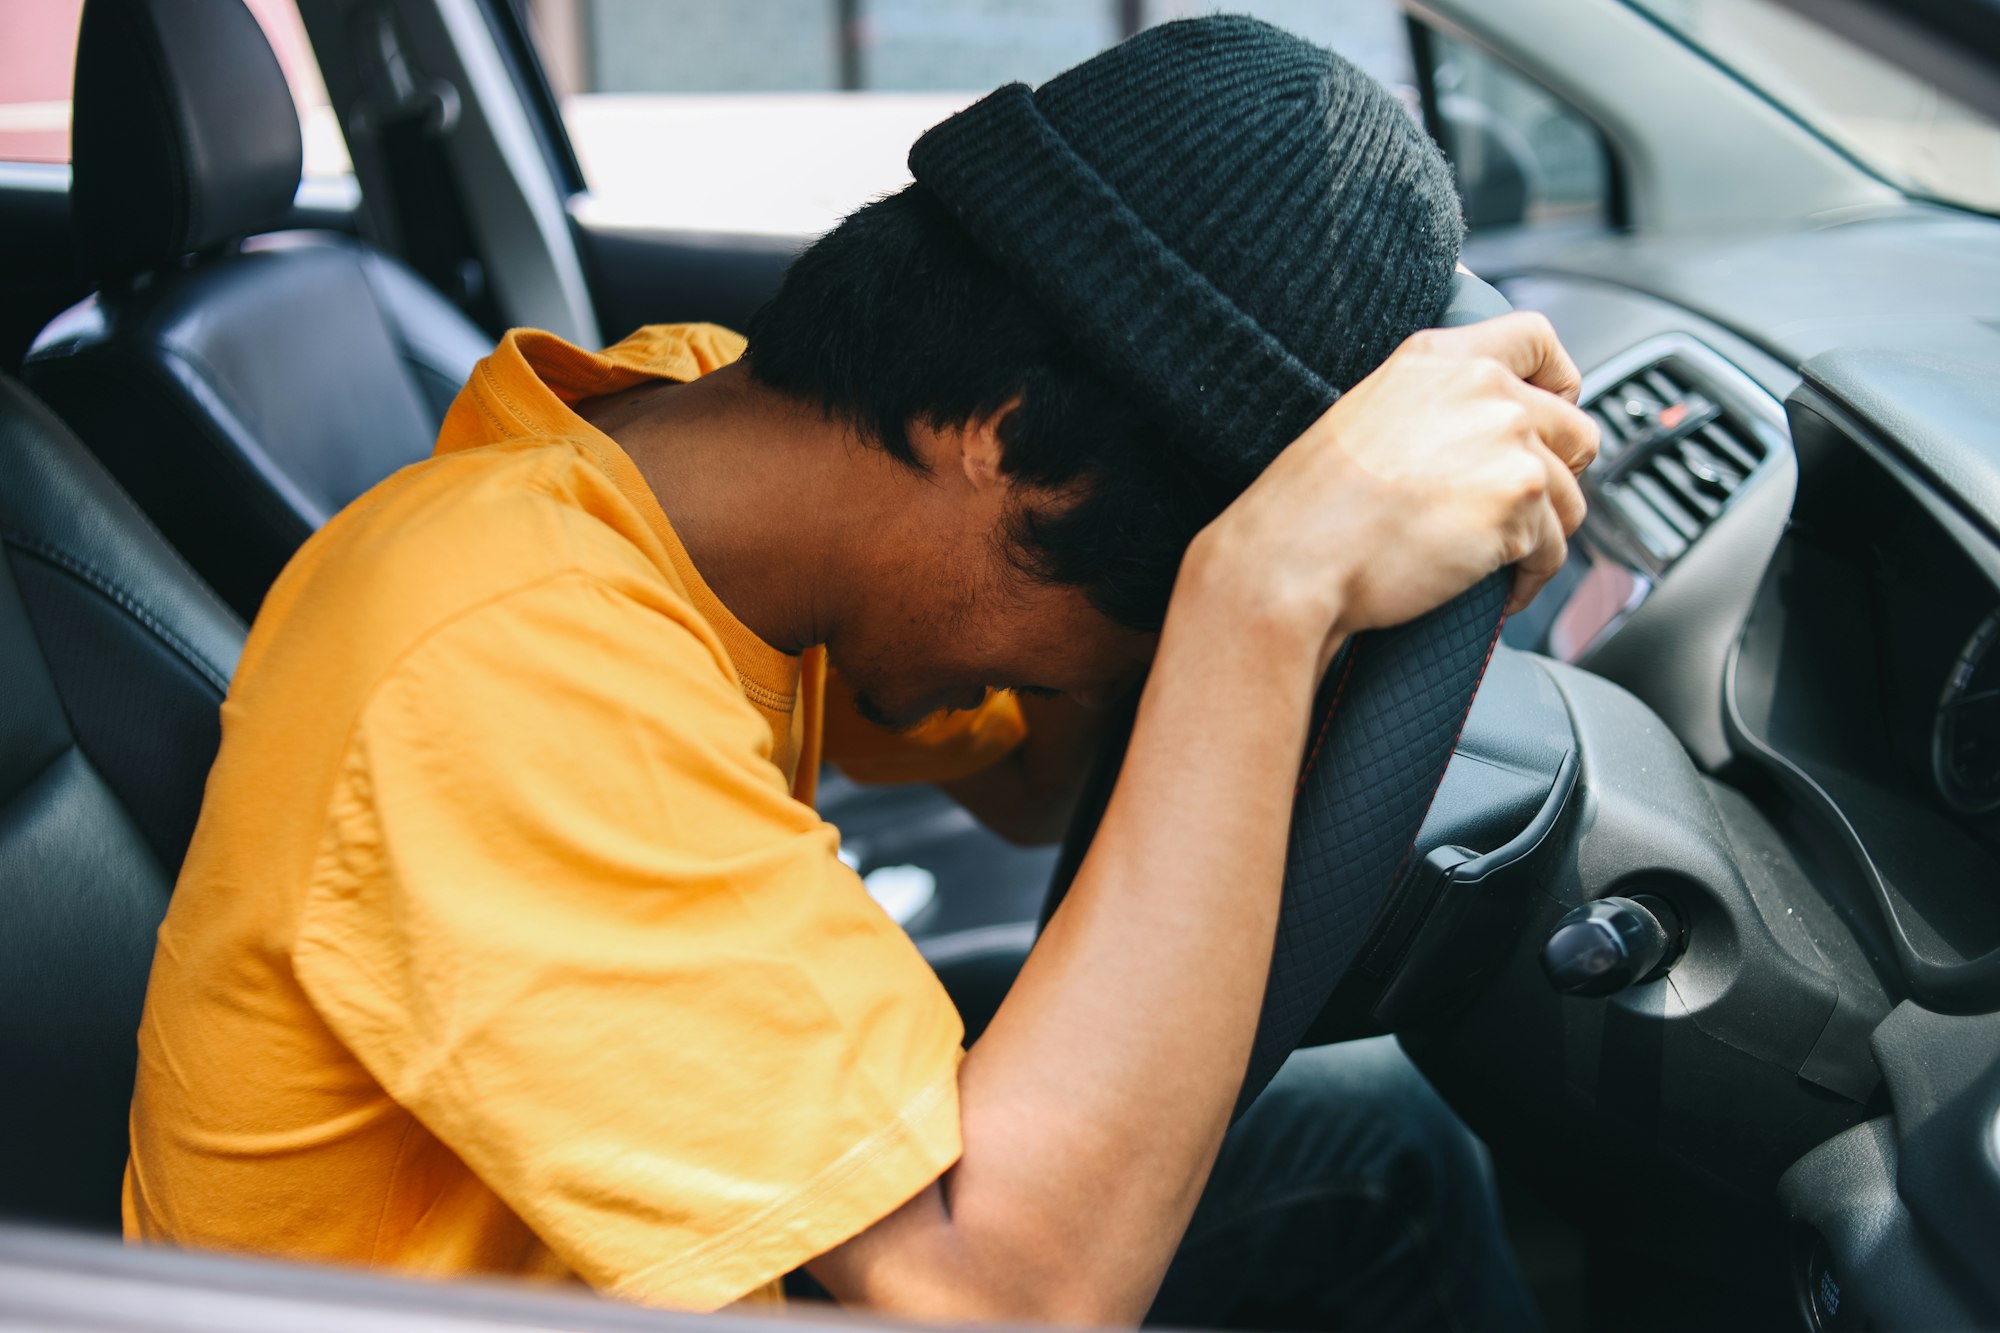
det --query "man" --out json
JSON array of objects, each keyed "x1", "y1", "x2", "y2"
[{"x1": 125, "y1": 17, "x2": 1594, "y2": 1330}]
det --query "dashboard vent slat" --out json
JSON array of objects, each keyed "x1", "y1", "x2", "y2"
[
  {"x1": 1629, "y1": 471, "x2": 1704, "y2": 540},
  {"x1": 1653, "y1": 452, "x2": 1723, "y2": 519},
  {"x1": 1703, "y1": 421, "x2": 1763, "y2": 474},
  {"x1": 1642, "y1": 369, "x2": 1682, "y2": 403},
  {"x1": 1585, "y1": 349, "x2": 1771, "y2": 571},
  {"x1": 1610, "y1": 489, "x2": 1688, "y2": 561}
]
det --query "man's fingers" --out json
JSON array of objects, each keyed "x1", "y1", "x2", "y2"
[
  {"x1": 1506, "y1": 496, "x2": 1569, "y2": 615},
  {"x1": 1515, "y1": 381, "x2": 1600, "y2": 476},
  {"x1": 1504, "y1": 443, "x2": 1585, "y2": 616},
  {"x1": 1507, "y1": 567, "x2": 1547, "y2": 617},
  {"x1": 1440, "y1": 311, "x2": 1583, "y2": 404},
  {"x1": 1433, "y1": 310, "x2": 1590, "y2": 615},
  {"x1": 1540, "y1": 446, "x2": 1588, "y2": 538}
]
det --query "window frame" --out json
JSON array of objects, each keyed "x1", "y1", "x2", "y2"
[
  {"x1": 1406, "y1": 13, "x2": 1629, "y2": 235},
  {"x1": 484, "y1": 0, "x2": 588, "y2": 199}
]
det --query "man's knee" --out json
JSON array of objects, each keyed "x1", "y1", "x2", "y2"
[
  {"x1": 1245, "y1": 1037, "x2": 1495, "y2": 1222},
  {"x1": 1160, "y1": 1039, "x2": 1521, "y2": 1330}
]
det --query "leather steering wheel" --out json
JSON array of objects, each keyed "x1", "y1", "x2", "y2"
[{"x1": 1041, "y1": 274, "x2": 1515, "y2": 1117}]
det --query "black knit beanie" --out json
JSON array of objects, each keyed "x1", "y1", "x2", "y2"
[{"x1": 909, "y1": 15, "x2": 1464, "y2": 487}]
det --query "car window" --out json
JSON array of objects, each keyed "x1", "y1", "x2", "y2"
[
  {"x1": 1420, "y1": 28, "x2": 1613, "y2": 234},
  {"x1": 520, "y1": 0, "x2": 1418, "y2": 237},
  {"x1": 0, "y1": 0, "x2": 351, "y2": 179},
  {"x1": 1626, "y1": 0, "x2": 2000, "y2": 216}
]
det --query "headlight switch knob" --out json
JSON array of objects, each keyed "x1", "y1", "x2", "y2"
[{"x1": 1540, "y1": 895, "x2": 1683, "y2": 997}]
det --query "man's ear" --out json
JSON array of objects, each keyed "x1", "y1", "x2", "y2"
[{"x1": 956, "y1": 395, "x2": 1021, "y2": 493}]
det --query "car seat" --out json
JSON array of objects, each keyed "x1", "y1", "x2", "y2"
[
  {"x1": 0, "y1": 373, "x2": 243, "y2": 1230},
  {"x1": 24, "y1": 0, "x2": 492, "y2": 620}
]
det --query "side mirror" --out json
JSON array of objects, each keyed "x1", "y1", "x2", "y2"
[{"x1": 1438, "y1": 98, "x2": 1536, "y2": 231}]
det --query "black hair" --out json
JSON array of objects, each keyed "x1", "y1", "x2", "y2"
[{"x1": 743, "y1": 184, "x2": 1223, "y2": 633}]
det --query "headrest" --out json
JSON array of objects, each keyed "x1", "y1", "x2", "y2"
[
  {"x1": 1437, "y1": 271, "x2": 1512, "y2": 328},
  {"x1": 70, "y1": 0, "x2": 303, "y2": 281}
]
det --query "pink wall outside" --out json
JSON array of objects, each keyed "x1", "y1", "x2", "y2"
[
  {"x1": 0, "y1": 0, "x2": 85, "y2": 161},
  {"x1": 0, "y1": 0, "x2": 323, "y2": 164}
]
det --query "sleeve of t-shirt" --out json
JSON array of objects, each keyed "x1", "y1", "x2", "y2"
[
  {"x1": 291, "y1": 569, "x2": 965, "y2": 1311},
  {"x1": 821, "y1": 669, "x2": 1027, "y2": 786}
]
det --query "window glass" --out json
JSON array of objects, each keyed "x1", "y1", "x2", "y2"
[
  {"x1": 1628, "y1": 0, "x2": 2000, "y2": 215},
  {"x1": 0, "y1": 2, "x2": 78, "y2": 163},
  {"x1": 1425, "y1": 30, "x2": 1611, "y2": 233},
  {"x1": 0, "y1": 0, "x2": 351, "y2": 179},
  {"x1": 524, "y1": 0, "x2": 1417, "y2": 237}
]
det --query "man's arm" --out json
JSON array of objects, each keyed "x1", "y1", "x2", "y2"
[{"x1": 808, "y1": 314, "x2": 1597, "y2": 1324}]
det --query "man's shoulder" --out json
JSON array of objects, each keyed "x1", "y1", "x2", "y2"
[
  {"x1": 308, "y1": 434, "x2": 673, "y2": 593},
  {"x1": 237, "y1": 436, "x2": 716, "y2": 713}
]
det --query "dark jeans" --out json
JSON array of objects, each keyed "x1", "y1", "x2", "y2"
[{"x1": 1146, "y1": 1037, "x2": 1542, "y2": 1333}]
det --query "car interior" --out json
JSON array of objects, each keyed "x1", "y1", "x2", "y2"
[
  {"x1": 2, "y1": 0, "x2": 1998, "y2": 1330},
  {"x1": 24, "y1": 0, "x2": 494, "y2": 620}
]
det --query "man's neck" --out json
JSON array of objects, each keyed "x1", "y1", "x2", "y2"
[{"x1": 579, "y1": 362, "x2": 891, "y2": 657}]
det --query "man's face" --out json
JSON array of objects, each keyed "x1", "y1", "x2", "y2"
[
  {"x1": 821, "y1": 403, "x2": 1160, "y2": 733},
  {"x1": 830, "y1": 552, "x2": 1157, "y2": 733}
]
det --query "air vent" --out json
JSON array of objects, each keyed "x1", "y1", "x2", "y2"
[{"x1": 1588, "y1": 357, "x2": 1770, "y2": 566}]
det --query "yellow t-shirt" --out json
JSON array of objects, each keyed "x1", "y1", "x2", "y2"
[{"x1": 123, "y1": 324, "x2": 1027, "y2": 1310}]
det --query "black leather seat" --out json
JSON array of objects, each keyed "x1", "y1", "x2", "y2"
[
  {"x1": 0, "y1": 374, "x2": 243, "y2": 1231},
  {"x1": 25, "y1": 0, "x2": 491, "y2": 619}
]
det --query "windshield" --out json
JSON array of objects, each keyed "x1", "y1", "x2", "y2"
[{"x1": 1627, "y1": 0, "x2": 2000, "y2": 214}]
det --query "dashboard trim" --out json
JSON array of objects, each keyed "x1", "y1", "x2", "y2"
[
  {"x1": 1724, "y1": 383, "x2": 2000, "y2": 1009},
  {"x1": 1574, "y1": 331, "x2": 1793, "y2": 579},
  {"x1": 1544, "y1": 332, "x2": 1798, "y2": 770}
]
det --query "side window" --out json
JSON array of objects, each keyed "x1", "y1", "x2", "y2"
[
  {"x1": 0, "y1": 3, "x2": 83, "y2": 164},
  {"x1": 521, "y1": 0, "x2": 1419, "y2": 237},
  {"x1": 1417, "y1": 27, "x2": 1614, "y2": 233},
  {"x1": 0, "y1": 0, "x2": 350, "y2": 180}
]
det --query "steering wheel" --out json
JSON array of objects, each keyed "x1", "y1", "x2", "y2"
[{"x1": 1042, "y1": 273, "x2": 1516, "y2": 1116}]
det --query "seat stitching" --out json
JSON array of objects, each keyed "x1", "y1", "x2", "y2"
[
  {"x1": 2, "y1": 531, "x2": 232, "y2": 696},
  {"x1": 26, "y1": 347, "x2": 287, "y2": 625}
]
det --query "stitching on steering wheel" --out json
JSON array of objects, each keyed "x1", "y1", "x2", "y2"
[{"x1": 1295, "y1": 641, "x2": 1362, "y2": 795}]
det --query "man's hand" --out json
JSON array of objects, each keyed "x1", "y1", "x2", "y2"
[
  {"x1": 808, "y1": 313, "x2": 1597, "y2": 1324},
  {"x1": 948, "y1": 314, "x2": 1595, "y2": 843},
  {"x1": 1189, "y1": 312, "x2": 1598, "y2": 678}
]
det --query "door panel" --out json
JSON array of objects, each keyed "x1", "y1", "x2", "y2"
[{"x1": 574, "y1": 219, "x2": 801, "y2": 339}]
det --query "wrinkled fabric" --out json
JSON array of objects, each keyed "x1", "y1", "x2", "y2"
[{"x1": 126, "y1": 324, "x2": 1022, "y2": 1309}]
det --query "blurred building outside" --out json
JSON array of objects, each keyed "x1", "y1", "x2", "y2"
[
  {"x1": 0, "y1": 0, "x2": 1599, "y2": 239},
  {"x1": 526, "y1": 0, "x2": 1425, "y2": 237},
  {"x1": 4, "y1": 0, "x2": 1995, "y2": 234}
]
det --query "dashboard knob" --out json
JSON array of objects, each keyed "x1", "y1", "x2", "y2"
[{"x1": 1541, "y1": 896, "x2": 1681, "y2": 997}]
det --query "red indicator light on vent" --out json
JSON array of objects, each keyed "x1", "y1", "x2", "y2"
[{"x1": 1658, "y1": 402, "x2": 1689, "y2": 429}]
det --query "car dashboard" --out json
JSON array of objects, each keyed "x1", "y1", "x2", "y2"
[
  {"x1": 1730, "y1": 386, "x2": 2000, "y2": 1009},
  {"x1": 1494, "y1": 210, "x2": 2000, "y2": 1016},
  {"x1": 1418, "y1": 203, "x2": 2000, "y2": 1329}
]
